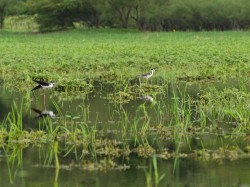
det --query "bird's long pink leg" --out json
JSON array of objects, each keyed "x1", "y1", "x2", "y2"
[{"x1": 44, "y1": 90, "x2": 46, "y2": 110}]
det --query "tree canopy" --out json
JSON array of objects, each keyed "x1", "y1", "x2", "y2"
[
  {"x1": 0, "y1": 0, "x2": 17, "y2": 28},
  {"x1": 1, "y1": 0, "x2": 250, "y2": 31}
]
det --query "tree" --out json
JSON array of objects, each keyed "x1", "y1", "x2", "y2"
[
  {"x1": 75, "y1": 0, "x2": 107, "y2": 28},
  {"x1": 108, "y1": 0, "x2": 135, "y2": 28},
  {"x1": 22, "y1": 0, "x2": 108, "y2": 31},
  {"x1": 22, "y1": 0, "x2": 80, "y2": 31},
  {"x1": 131, "y1": 0, "x2": 169, "y2": 31},
  {"x1": 0, "y1": 0, "x2": 14, "y2": 29},
  {"x1": 6, "y1": 0, "x2": 250, "y2": 31},
  {"x1": 0, "y1": 0, "x2": 7, "y2": 28}
]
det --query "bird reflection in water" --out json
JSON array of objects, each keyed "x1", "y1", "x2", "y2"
[
  {"x1": 137, "y1": 95, "x2": 154, "y2": 103},
  {"x1": 31, "y1": 107, "x2": 55, "y2": 118}
]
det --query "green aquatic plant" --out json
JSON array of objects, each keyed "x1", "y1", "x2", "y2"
[
  {"x1": 198, "y1": 86, "x2": 250, "y2": 128},
  {"x1": 169, "y1": 84, "x2": 193, "y2": 132},
  {"x1": 1, "y1": 100, "x2": 24, "y2": 145},
  {"x1": 54, "y1": 137, "x2": 60, "y2": 170},
  {"x1": 7, "y1": 101, "x2": 23, "y2": 131},
  {"x1": 135, "y1": 144, "x2": 156, "y2": 158},
  {"x1": 2, "y1": 143, "x2": 24, "y2": 185},
  {"x1": 145, "y1": 155, "x2": 165, "y2": 187},
  {"x1": 105, "y1": 91, "x2": 134, "y2": 104}
]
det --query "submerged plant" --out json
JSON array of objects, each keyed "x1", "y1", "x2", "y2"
[{"x1": 145, "y1": 155, "x2": 165, "y2": 187}]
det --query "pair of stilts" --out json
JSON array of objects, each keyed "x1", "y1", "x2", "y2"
[
  {"x1": 31, "y1": 68, "x2": 156, "y2": 94},
  {"x1": 30, "y1": 69, "x2": 155, "y2": 116}
]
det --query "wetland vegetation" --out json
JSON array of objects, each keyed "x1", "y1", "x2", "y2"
[{"x1": 1, "y1": 29, "x2": 250, "y2": 186}]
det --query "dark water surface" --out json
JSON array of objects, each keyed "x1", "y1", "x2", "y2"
[
  {"x1": 1, "y1": 149, "x2": 250, "y2": 187},
  {"x1": 1, "y1": 79, "x2": 250, "y2": 187}
]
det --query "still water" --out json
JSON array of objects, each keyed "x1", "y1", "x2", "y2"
[
  {"x1": 1, "y1": 80, "x2": 250, "y2": 187},
  {"x1": 1, "y1": 151, "x2": 250, "y2": 187}
]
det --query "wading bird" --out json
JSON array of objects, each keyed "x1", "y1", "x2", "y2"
[
  {"x1": 31, "y1": 80, "x2": 55, "y2": 91},
  {"x1": 138, "y1": 68, "x2": 155, "y2": 85},
  {"x1": 139, "y1": 69, "x2": 155, "y2": 79},
  {"x1": 31, "y1": 80, "x2": 55, "y2": 106}
]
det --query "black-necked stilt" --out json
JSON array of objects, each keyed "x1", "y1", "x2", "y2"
[
  {"x1": 31, "y1": 80, "x2": 55, "y2": 91},
  {"x1": 32, "y1": 107, "x2": 55, "y2": 118},
  {"x1": 31, "y1": 80, "x2": 55, "y2": 106},
  {"x1": 138, "y1": 69, "x2": 155, "y2": 85},
  {"x1": 138, "y1": 69, "x2": 156, "y2": 80}
]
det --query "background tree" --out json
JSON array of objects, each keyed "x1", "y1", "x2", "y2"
[
  {"x1": 164, "y1": 0, "x2": 250, "y2": 31},
  {"x1": 75, "y1": 0, "x2": 107, "y2": 28},
  {"x1": 108, "y1": 0, "x2": 135, "y2": 28},
  {"x1": 22, "y1": 0, "x2": 80, "y2": 31},
  {"x1": 0, "y1": 0, "x2": 7, "y2": 28},
  {"x1": 131, "y1": 0, "x2": 169, "y2": 31},
  {"x1": 6, "y1": 0, "x2": 250, "y2": 31},
  {"x1": 0, "y1": 0, "x2": 19, "y2": 29}
]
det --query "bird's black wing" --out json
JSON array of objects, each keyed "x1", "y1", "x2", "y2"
[{"x1": 33, "y1": 80, "x2": 49, "y2": 86}]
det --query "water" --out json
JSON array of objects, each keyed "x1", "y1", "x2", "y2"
[
  {"x1": 1, "y1": 149, "x2": 250, "y2": 186},
  {"x1": 1, "y1": 80, "x2": 250, "y2": 187}
]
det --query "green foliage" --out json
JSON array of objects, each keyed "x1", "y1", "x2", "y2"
[
  {"x1": 21, "y1": 0, "x2": 108, "y2": 31},
  {"x1": 0, "y1": 1, "x2": 7, "y2": 23},
  {"x1": 4, "y1": 0, "x2": 250, "y2": 31},
  {"x1": 165, "y1": 0, "x2": 250, "y2": 31},
  {"x1": 0, "y1": 29, "x2": 250, "y2": 84},
  {"x1": 0, "y1": 0, "x2": 11, "y2": 28},
  {"x1": 108, "y1": 0, "x2": 135, "y2": 28},
  {"x1": 131, "y1": 0, "x2": 169, "y2": 31},
  {"x1": 22, "y1": 0, "x2": 78, "y2": 31},
  {"x1": 1, "y1": 31, "x2": 250, "y2": 181}
]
